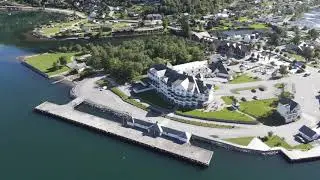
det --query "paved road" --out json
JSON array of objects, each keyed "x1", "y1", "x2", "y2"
[
  {"x1": 215, "y1": 66, "x2": 320, "y2": 119},
  {"x1": 73, "y1": 75, "x2": 320, "y2": 145}
]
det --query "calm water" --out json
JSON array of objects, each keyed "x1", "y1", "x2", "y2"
[
  {"x1": 295, "y1": 8, "x2": 320, "y2": 29},
  {"x1": 1, "y1": 44, "x2": 320, "y2": 179}
]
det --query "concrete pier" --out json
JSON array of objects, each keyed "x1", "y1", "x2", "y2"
[{"x1": 34, "y1": 100, "x2": 213, "y2": 166}]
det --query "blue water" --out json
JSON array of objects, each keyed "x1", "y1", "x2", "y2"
[{"x1": 1, "y1": 45, "x2": 320, "y2": 179}]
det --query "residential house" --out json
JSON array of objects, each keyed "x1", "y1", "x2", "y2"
[
  {"x1": 299, "y1": 125, "x2": 319, "y2": 142},
  {"x1": 217, "y1": 42, "x2": 250, "y2": 59},
  {"x1": 191, "y1": 31, "x2": 211, "y2": 42},
  {"x1": 208, "y1": 60, "x2": 230, "y2": 79},
  {"x1": 277, "y1": 98, "x2": 301, "y2": 123},
  {"x1": 143, "y1": 14, "x2": 163, "y2": 27}
]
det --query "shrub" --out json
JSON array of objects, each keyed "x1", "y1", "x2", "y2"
[
  {"x1": 79, "y1": 68, "x2": 95, "y2": 79},
  {"x1": 260, "y1": 136, "x2": 268, "y2": 142},
  {"x1": 241, "y1": 97, "x2": 247, "y2": 102}
]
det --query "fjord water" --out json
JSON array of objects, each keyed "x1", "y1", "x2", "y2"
[{"x1": 1, "y1": 45, "x2": 320, "y2": 179}]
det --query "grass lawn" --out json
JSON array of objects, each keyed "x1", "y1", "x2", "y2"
[
  {"x1": 249, "y1": 23, "x2": 268, "y2": 30},
  {"x1": 230, "y1": 74, "x2": 260, "y2": 84},
  {"x1": 289, "y1": 53, "x2": 305, "y2": 62},
  {"x1": 42, "y1": 20, "x2": 85, "y2": 36},
  {"x1": 167, "y1": 116, "x2": 236, "y2": 129},
  {"x1": 238, "y1": 17, "x2": 250, "y2": 22},
  {"x1": 225, "y1": 137, "x2": 254, "y2": 146},
  {"x1": 135, "y1": 90, "x2": 173, "y2": 109},
  {"x1": 112, "y1": 22, "x2": 130, "y2": 29},
  {"x1": 111, "y1": 87, "x2": 149, "y2": 111},
  {"x1": 239, "y1": 98, "x2": 278, "y2": 118},
  {"x1": 176, "y1": 108, "x2": 255, "y2": 122},
  {"x1": 221, "y1": 96, "x2": 234, "y2": 105},
  {"x1": 26, "y1": 52, "x2": 76, "y2": 76},
  {"x1": 211, "y1": 26, "x2": 229, "y2": 31},
  {"x1": 262, "y1": 136, "x2": 312, "y2": 151},
  {"x1": 274, "y1": 83, "x2": 285, "y2": 89}
]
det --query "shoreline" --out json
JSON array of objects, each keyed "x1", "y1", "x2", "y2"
[
  {"x1": 68, "y1": 82, "x2": 320, "y2": 164},
  {"x1": 17, "y1": 50, "x2": 320, "y2": 165}
]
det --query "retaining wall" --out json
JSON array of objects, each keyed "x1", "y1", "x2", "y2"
[{"x1": 21, "y1": 61, "x2": 49, "y2": 78}]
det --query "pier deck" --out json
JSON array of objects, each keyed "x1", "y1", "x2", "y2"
[{"x1": 35, "y1": 101, "x2": 213, "y2": 166}]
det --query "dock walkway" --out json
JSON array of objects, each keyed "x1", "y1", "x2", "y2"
[{"x1": 35, "y1": 100, "x2": 213, "y2": 166}]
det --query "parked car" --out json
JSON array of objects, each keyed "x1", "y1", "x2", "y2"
[{"x1": 303, "y1": 72, "x2": 311, "y2": 77}]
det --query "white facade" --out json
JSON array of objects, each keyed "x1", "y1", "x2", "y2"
[
  {"x1": 277, "y1": 100, "x2": 301, "y2": 123},
  {"x1": 148, "y1": 63, "x2": 214, "y2": 108}
]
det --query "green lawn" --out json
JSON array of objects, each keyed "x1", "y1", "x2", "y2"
[
  {"x1": 167, "y1": 116, "x2": 236, "y2": 129},
  {"x1": 112, "y1": 22, "x2": 130, "y2": 29},
  {"x1": 289, "y1": 53, "x2": 305, "y2": 62},
  {"x1": 238, "y1": 17, "x2": 250, "y2": 22},
  {"x1": 42, "y1": 20, "x2": 85, "y2": 36},
  {"x1": 230, "y1": 74, "x2": 260, "y2": 84},
  {"x1": 274, "y1": 83, "x2": 285, "y2": 89},
  {"x1": 211, "y1": 26, "x2": 229, "y2": 31},
  {"x1": 239, "y1": 98, "x2": 278, "y2": 118},
  {"x1": 226, "y1": 135, "x2": 312, "y2": 150},
  {"x1": 221, "y1": 96, "x2": 234, "y2": 105},
  {"x1": 263, "y1": 136, "x2": 312, "y2": 151},
  {"x1": 135, "y1": 90, "x2": 173, "y2": 109},
  {"x1": 26, "y1": 52, "x2": 76, "y2": 76},
  {"x1": 225, "y1": 137, "x2": 254, "y2": 146},
  {"x1": 176, "y1": 108, "x2": 255, "y2": 122},
  {"x1": 111, "y1": 87, "x2": 149, "y2": 111},
  {"x1": 249, "y1": 23, "x2": 268, "y2": 30}
]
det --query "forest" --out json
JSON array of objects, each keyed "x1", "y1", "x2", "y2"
[
  {"x1": 68, "y1": 36, "x2": 205, "y2": 83},
  {"x1": 13, "y1": 0, "x2": 234, "y2": 15}
]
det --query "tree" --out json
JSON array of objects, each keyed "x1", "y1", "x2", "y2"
[
  {"x1": 303, "y1": 47, "x2": 314, "y2": 61},
  {"x1": 52, "y1": 61, "x2": 60, "y2": 70},
  {"x1": 279, "y1": 91, "x2": 294, "y2": 100},
  {"x1": 59, "y1": 56, "x2": 68, "y2": 66},
  {"x1": 269, "y1": 32, "x2": 280, "y2": 46},
  {"x1": 279, "y1": 65, "x2": 288, "y2": 76},
  {"x1": 208, "y1": 43, "x2": 216, "y2": 52},
  {"x1": 268, "y1": 131, "x2": 274, "y2": 137},
  {"x1": 162, "y1": 17, "x2": 169, "y2": 29},
  {"x1": 292, "y1": 34, "x2": 301, "y2": 45},
  {"x1": 179, "y1": 16, "x2": 191, "y2": 38},
  {"x1": 308, "y1": 29, "x2": 319, "y2": 40},
  {"x1": 292, "y1": 27, "x2": 301, "y2": 45},
  {"x1": 74, "y1": 44, "x2": 82, "y2": 52}
]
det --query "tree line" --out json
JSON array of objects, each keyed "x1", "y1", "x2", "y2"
[
  {"x1": 14, "y1": 0, "x2": 234, "y2": 15},
  {"x1": 59, "y1": 36, "x2": 204, "y2": 83}
]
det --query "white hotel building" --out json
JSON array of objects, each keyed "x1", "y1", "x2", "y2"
[{"x1": 147, "y1": 62, "x2": 214, "y2": 108}]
